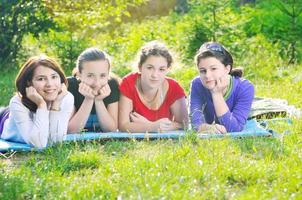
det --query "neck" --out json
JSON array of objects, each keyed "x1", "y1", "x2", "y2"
[
  {"x1": 139, "y1": 77, "x2": 158, "y2": 96},
  {"x1": 138, "y1": 77, "x2": 160, "y2": 104}
]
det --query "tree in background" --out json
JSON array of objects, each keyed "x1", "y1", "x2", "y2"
[
  {"x1": 40, "y1": 0, "x2": 147, "y2": 70},
  {"x1": 275, "y1": 0, "x2": 302, "y2": 64},
  {"x1": 0, "y1": 0, "x2": 55, "y2": 68}
]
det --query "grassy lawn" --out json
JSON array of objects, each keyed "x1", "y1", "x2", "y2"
[{"x1": 1, "y1": 69, "x2": 302, "y2": 199}]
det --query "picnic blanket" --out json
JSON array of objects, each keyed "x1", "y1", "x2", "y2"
[{"x1": 0, "y1": 119, "x2": 279, "y2": 153}]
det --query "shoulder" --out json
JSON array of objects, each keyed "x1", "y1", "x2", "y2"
[
  {"x1": 64, "y1": 91, "x2": 74, "y2": 101},
  {"x1": 9, "y1": 95, "x2": 23, "y2": 107},
  {"x1": 121, "y1": 72, "x2": 138, "y2": 83},
  {"x1": 166, "y1": 77, "x2": 186, "y2": 97},
  {"x1": 234, "y1": 77, "x2": 254, "y2": 91},
  {"x1": 232, "y1": 77, "x2": 254, "y2": 98},
  {"x1": 192, "y1": 76, "x2": 202, "y2": 84},
  {"x1": 120, "y1": 72, "x2": 138, "y2": 91},
  {"x1": 67, "y1": 76, "x2": 79, "y2": 91},
  {"x1": 190, "y1": 76, "x2": 205, "y2": 92},
  {"x1": 166, "y1": 77, "x2": 183, "y2": 89},
  {"x1": 108, "y1": 77, "x2": 120, "y2": 88},
  {"x1": 67, "y1": 76, "x2": 78, "y2": 84},
  {"x1": 61, "y1": 92, "x2": 74, "y2": 109},
  {"x1": 9, "y1": 95, "x2": 29, "y2": 112}
]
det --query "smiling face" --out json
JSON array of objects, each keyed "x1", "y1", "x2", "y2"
[
  {"x1": 79, "y1": 60, "x2": 109, "y2": 92},
  {"x1": 31, "y1": 65, "x2": 62, "y2": 102},
  {"x1": 198, "y1": 57, "x2": 230, "y2": 90},
  {"x1": 139, "y1": 55, "x2": 169, "y2": 90}
]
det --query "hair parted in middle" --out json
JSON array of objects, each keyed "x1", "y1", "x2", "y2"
[
  {"x1": 76, "y1": 47, "x2": 111, "y2": 73},
  {"x1": 137, "y1": 41, "x2": 173, "y2": 68}
]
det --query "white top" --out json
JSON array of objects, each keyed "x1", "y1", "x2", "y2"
[{"x1": 1, "y1": 92, "x2": 74, "y2": 148}]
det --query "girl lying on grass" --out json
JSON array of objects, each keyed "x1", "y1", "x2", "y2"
[
  {"x1": 119, "y1": 41, "x2": 189, "y2": 133},
  {"x1": 0, "y1": 56, "x2": 74, "y2": 148},
  {"x1": 190, "y1": 42, "x2": 254, "y2": 134},
  {"x1": 67, "y1": 48, "x2": 120, "y2": 133}
]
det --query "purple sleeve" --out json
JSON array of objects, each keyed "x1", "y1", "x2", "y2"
[
  {"x1": 189, "y1": 78, "x2": 206, "y2": 131},
  {"x1": 218, "y1": 80, "x2": 254, "y2": 132}
]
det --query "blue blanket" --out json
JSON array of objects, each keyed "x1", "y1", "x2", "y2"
[{"x1": 0, "y1": 119, "x2": 276, "y2": 152}]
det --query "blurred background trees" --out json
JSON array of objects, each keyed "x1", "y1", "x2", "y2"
[{"x1": 0, "y1": 0, "x2": 301, "y2": 81}]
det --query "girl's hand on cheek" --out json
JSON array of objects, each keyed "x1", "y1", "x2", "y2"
[
  {"x1": 211, "y1": 75, "x2": 229, "y2": 95},
  {"x1": 26, "y1": 86, "x2": 46, "y2": 108},
  {"x1": 51, "y1": 84, "x2": 68, "y2": 110},
  {"x1": 55, "y1": 84, "x2": 67, "y2": 102},
  {"x1": 79, "y1": 82, "x2": 95, "y2": 100},
  {"x1": 95, "y1": 84, "x2": 111, "y2": 101}
]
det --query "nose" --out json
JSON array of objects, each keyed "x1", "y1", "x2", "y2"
[
  {"x1": 45, "y1": 78, "x2": 54, "y2": 87},
  {"x1": 151, "y1": 69, "x2": 159, "y2": 78},
  {"x1": 205, "y1": 70, "x2": 211, "y2": 79},
  {"x1": 91, "y1": 77, "x2": 104, "y2": 89}
]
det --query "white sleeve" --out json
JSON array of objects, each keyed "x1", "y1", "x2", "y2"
[
  {"x1": 49, "y1": 92, "x2": 74, "y2": 143},
  {"x1": 9, "y1": 96, "x2": 50, "y2": 148}
]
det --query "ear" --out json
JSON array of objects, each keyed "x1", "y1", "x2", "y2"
[
  {"x1": 138, "y1": 65, "x2": 142, "y2": 73},
  {"x1": 225, "y1": 65, "x2": 231, "y2": 74}
]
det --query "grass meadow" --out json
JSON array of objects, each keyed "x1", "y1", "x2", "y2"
[{"x1": 1, "y1": 65, "x2": 302, "y2": 199}]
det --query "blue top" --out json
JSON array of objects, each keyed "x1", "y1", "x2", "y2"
[{"x1": 189, "y1": 76, "x2": 254, "y2": 132}]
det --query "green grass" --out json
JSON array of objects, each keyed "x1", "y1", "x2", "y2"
[
  {"x1": 1, "y1": 65, "x2": 302, "y2": 199},
  {"x1": 1, "y1": 129, "x2": 302, "y2": 199}
]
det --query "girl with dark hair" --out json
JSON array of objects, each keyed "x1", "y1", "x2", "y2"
[
  {"x1": 119, "y1": 41, "x2": 188, "y2": 132},
  {"x1": 0, "y1": 55, "x2": 74, "y2": 148},
  {"x1": 190, "y1": 42, "x2": 254, "y2": 133},
  {"x1": 67, "y1": 47, "x2": 119, "y2": 132}
]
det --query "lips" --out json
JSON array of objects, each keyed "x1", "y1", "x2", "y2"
[
  {"x1": 44, "y1": 89, "x2": 57, "y2": 94},
  {"x1": 206, "y1": 80, "x2": 215, "y2": 84}
]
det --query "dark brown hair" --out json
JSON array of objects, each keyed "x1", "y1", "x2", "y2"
[
  {"x1": 138, "y1": 41, "x2": 173, "y2": 68},
  {"x1": 195, "y1": 42, "x2": 243, "y2": 77},
  {"x1": 15, "y1": 55, "x2": 67, "y2": 112},
  {"x1": 75, "y1": 47, "x2": 111, "y2": 76}
]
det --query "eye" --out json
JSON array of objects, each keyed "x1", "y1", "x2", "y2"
[
  {"x1": 100, "y1": 74, "x2": 107, "y2": 78},
  {"x1": 160, "y1": 68, "x2": 166, "y2": 72},
  {"x1": 199, "y1": 69, "x2": 206, "y2": 74},
  {"x1": 52, "y1": 74, "x2": 59, "y2": 79},
  {"x1": 36, "y1": 77, "x2": 45, "y2": 81},
  {"x1": 87, "y1": 74, "x2": 94, "y2": 78}
]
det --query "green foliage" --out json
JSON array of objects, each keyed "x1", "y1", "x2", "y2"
[
  {"x1": 0, "y1": 1, "x2": 55, "y2": 68},
  {"x1": 1, "y1": 1, "x2": 302, "y2": 198},
  {"x1": 43, "y1": 0, "x2": 147, "y2": 36},
  {"x1": 243, "y1": 0, "x2": 302, "y2": 63},
  {"x1": 42, "y1": 30, "x2": 90, "y2": 74}
]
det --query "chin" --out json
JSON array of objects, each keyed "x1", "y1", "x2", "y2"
[{"x1": 43, "y1": 94, "x2": 59, "y2": 102}]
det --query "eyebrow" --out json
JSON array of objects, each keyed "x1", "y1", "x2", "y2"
[
  {"x1": 35, "y1": 73, "x2": 58, "y2": 77},
  {"x1": 199, "y1": 64, "x2": 218, "y2": 69}
]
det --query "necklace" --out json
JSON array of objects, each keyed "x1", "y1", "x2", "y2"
[{"x1": 137, "y1": 77, "x2": 160, "y2": 104}]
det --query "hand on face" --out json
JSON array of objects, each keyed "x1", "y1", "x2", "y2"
[
  {"x1": 53, "y1": 83, "x2": 67, "y2": 103},
  {"x1": 79, "y1": 82, "x2": 97, "y2": 100},
  {"x1": 26, "y1": 86, "x2": 46, "y2": 108},
  {"x1": 210, "y1": 75, "x2": 229, "y2": 95},
  {"x1": 95, "y1": 83, "x2": 111, "y2": 101}
]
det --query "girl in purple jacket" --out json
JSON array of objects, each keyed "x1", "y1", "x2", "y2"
[{"x1": 189, "y1": 42, "x2": 254, "y2": 133}]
